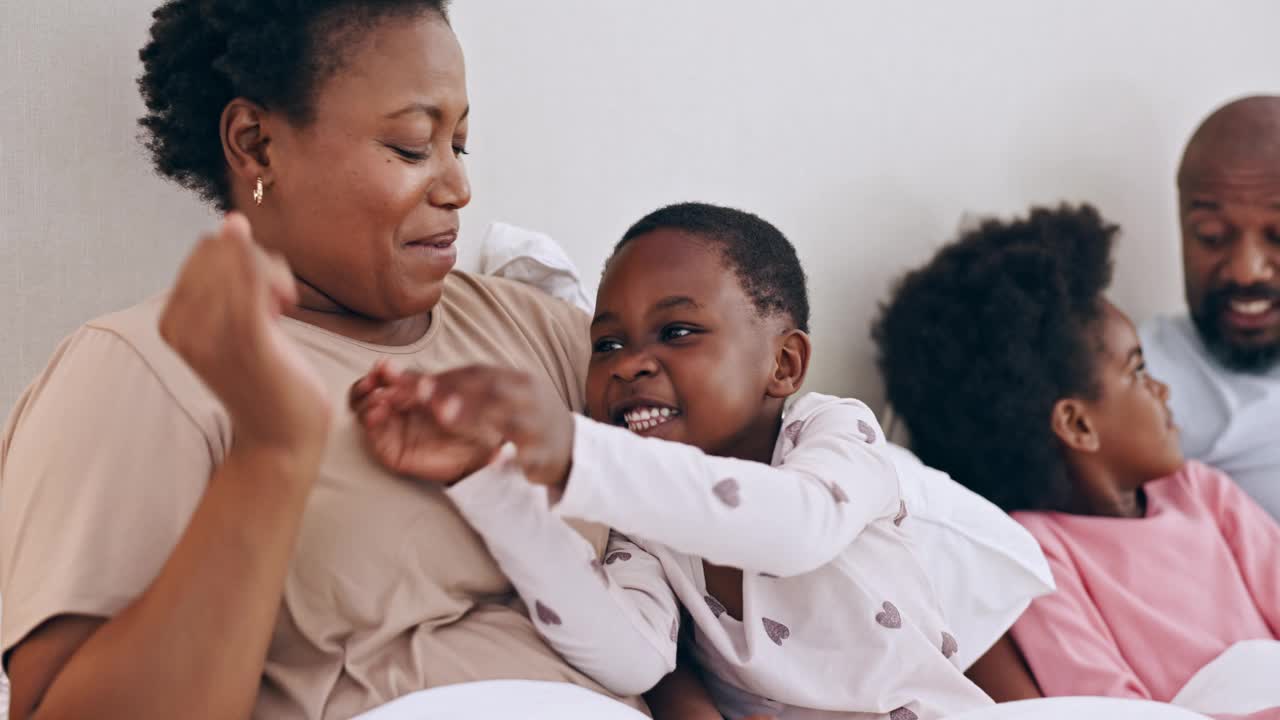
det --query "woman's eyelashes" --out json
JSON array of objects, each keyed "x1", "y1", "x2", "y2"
[
  {"x1": 388, "y1": 144, "x2": 429, "y2": 162},
  {"x1": 387, "y1": 146, "x2": 467, "y2": 163}
]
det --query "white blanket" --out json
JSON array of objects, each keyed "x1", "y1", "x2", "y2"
[
  {"x1": 944, "y1": 697, "x2": 1210, "y2": 720},
  {"x1": 946, "y1": 640, "x2": 1280, "y2": 720},
  {"x1": 1171, "y1": 640, "x2": 1280, "y2": 716},
  {"x1": 354, "y1": 641, "x2": 1280, "y2": 720},
  {"x1": 353, "y1": 680, "x2": 648, "y2": 720}
]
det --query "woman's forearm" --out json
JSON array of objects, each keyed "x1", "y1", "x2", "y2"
[{"x1": 19, "y1": 445, "x2": 320, "y2": 720}]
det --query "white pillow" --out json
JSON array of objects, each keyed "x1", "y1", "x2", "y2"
[
  {"x1": 883, "y1": 443, "x2": 1055, "y2": 670},
  {"x1": 477, "y1": 222, "x2": 593, "y2": 313}
]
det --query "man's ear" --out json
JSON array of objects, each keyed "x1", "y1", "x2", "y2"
[
  {"x1": 1050, "y1": 397, "x2": 1100, "y2": 453},
  {"x1": 766, "y1": 329, "x2": 811, "y2": 399},
  {"x1": 220, "y1": 98, "x2": 275, "y2": 199}
]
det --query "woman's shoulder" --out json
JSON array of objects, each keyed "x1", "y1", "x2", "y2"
[
  {"x1": 441, "y1": 270, "x2": 590, "y2": 360},
  {"x1": 444, "y1": 271, "x2": 589, "y2": 323},
  {"x1": 6, "y1": 295, "x2": 227, "y2": 454},
  {"x1": 440, "y1": 271, "x2": 591, "y2": 410}
]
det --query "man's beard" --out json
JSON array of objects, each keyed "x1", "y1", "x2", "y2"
[{"x1": 1192, "y1": 283, "x2": 1280, "y2": 373}]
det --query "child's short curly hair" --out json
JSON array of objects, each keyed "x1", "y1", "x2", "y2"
[
  {"x1": 873, "y1": 204, "x2": 1118, "y2": 511},
  {"x1": 615, "y1": 202, "x2": 811, "y2": 333},
  {"x1": 137, "y1": 0, "x2": 450, "y2": 210}
]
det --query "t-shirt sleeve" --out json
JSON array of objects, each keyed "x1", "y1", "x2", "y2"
[
  {"x1": 1196, "y1": 463, "x2": 1280, "y2": 635},
  {"x1": 476, "y1": 273, "x2": 591, "y2": 415},
  {"x1": 542, "y1": 298, "x2": 591, "y2": 414},
  {"x1": 0, "y1": 326, "x2": 217, "y2": 658},
  {"x1": 1009, "y1": 519, "x2": 1150, "y2": 699}
]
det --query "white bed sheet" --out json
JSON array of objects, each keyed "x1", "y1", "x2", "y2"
[
  {"x1": 352, "y1": 679, "x2": 649, "y2": 720},
  {"x1": 1172, "y1": 639, "x2": 1280, "y2": 716},
  {"x1": 945, "y1": 697, "x2": 1210, "y2": 720}
]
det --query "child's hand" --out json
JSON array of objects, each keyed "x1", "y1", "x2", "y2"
[
  {"x1": 350, "y1": 361, "x2": 575, "y2": 490},
  {"x1": 417, "y1": 364, "x2": 576, "y2": 490},
  {"x1": 349, "y1": 361, "x2": 501, "y2": 485}
]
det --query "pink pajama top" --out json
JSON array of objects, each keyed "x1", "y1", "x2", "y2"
[{"x1": 1011, "y1": 462, "x2": 1280, "y2": 701}]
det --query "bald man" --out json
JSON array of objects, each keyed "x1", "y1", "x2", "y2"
[{"x1": 1141, "y1": 95, "x2": 1280, "y2": 518}]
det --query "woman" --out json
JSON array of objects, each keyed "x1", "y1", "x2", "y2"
[{"x1": 0, "y1": 2, "x2": 661, "y2": 718}]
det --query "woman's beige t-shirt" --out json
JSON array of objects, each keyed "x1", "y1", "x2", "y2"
[{"x1": 0, "y1": 271, "x2": 636, "y2": 719}]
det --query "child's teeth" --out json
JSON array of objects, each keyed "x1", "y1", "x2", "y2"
[{"x1": 621, "y1": 406, "x2": 683, "y2": 433}]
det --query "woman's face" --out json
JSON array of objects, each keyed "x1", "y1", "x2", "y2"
[{"x1": 260, "y1": 12, "x2": 471, "y2": 322}]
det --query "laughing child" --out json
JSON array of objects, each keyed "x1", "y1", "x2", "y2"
[{"x1": 350, "y1": 203, "x2": 991, "y2": 719}]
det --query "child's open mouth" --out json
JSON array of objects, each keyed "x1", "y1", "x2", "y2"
[{"x1": 620, "y1": 406, "x2": 682, "y2": 433}]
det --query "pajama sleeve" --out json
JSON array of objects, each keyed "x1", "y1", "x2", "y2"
[
  {"x1": 1009, "y1": 525, "x2": 1150, "y2": 699},
  {"x1": 446, "y1": 449, "x2": 679, "y2": 696},
  {"x1": 1198, "y1": 463, "x2": 1280, "y2": 635},
  {"x1": 554, "y1": 396, "x2": 900, "y2": 577}
]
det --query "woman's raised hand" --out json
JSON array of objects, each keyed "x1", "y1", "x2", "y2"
[{"x1": 160, "y1": 213, "x2": 331, "y2": 460}]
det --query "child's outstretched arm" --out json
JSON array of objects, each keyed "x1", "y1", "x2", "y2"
[
  {"x1": 552, "y1": 397, "x2": 900, "y2": 577},
  {"x1": 444, "y1": 447, "x2": 680, "y2": 697},
  {"x1": 353, "y1": 364, "x2": 899, "y2": 578}
]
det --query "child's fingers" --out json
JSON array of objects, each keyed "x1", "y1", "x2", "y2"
[
  {"x1": 387, "y1": 373, "x2": 435, "y2": 412},
  {"x1": 349, "y1": 374, "x2": 377, "y2": 410},
  {"x1": 372, "y1": 358, "x2": 405, "y2": 385},
  {"x1": 349, "y1": 359, "x2": 405, "y2": 409},
  {"x1": 427, "y1": 368, "x2": 519, "y2": 437},
  {"x1": 354, "y1": 387, "x2": 394, "y2": 428}
]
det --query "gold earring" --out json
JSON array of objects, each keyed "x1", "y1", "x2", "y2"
[{"x1": 253, "y1": 176, "x2": 265, "y2": 206}]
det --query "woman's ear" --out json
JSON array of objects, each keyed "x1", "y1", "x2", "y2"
[
  {"x1": 1050, "y1": 397, "x2": 1100, "y2": 453},
  {"x1": 766, "y1": 329, "x2": 811, "y2": 399},
  {"x1": 220, "y1": 98, "x2": 274, "y2": 198}
]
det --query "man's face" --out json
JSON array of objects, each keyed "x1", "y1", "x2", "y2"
[{"x1": 1181, "y1": 182, "x2": 1280, "y2": 372}]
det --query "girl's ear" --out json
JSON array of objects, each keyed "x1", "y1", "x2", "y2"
[{"x1": 1050, "y1": 397, "x2": 1100, "y2": 453}]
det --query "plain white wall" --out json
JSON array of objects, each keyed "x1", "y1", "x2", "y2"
[{"x1": 3, "y1": 0, "x2": 1279, "y2": 416}]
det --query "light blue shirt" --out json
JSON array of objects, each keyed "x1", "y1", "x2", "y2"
[{"x1": 1140, "y1": 315, "x2": 1280, "y2": 519}]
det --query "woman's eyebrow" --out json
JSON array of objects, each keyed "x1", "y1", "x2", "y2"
[{"x1": 384, "y1": 103, "x2": 470, "y2": 122}]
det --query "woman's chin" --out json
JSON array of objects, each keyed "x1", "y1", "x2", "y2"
[{"x1": 389, "y1": 281, "x2": 447, "y2": 319}]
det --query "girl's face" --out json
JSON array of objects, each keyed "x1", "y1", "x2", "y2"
[
  {"x1": 1080, "y1": 301, "x2": 1185, "y2": 487},
  {"x1": 585, "y1": 229, "x2": 783, "y2": 458}
]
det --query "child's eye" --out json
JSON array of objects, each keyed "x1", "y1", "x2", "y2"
[
  {"x1": 452, "y1": 145, "x2": 469, "y2": 158},
  {"x1": 593, "y1": 338, "x2": 623, "y2": 353},
  {"x1": 661, "y1": 326, "x2": 697, "y2": 342}
]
